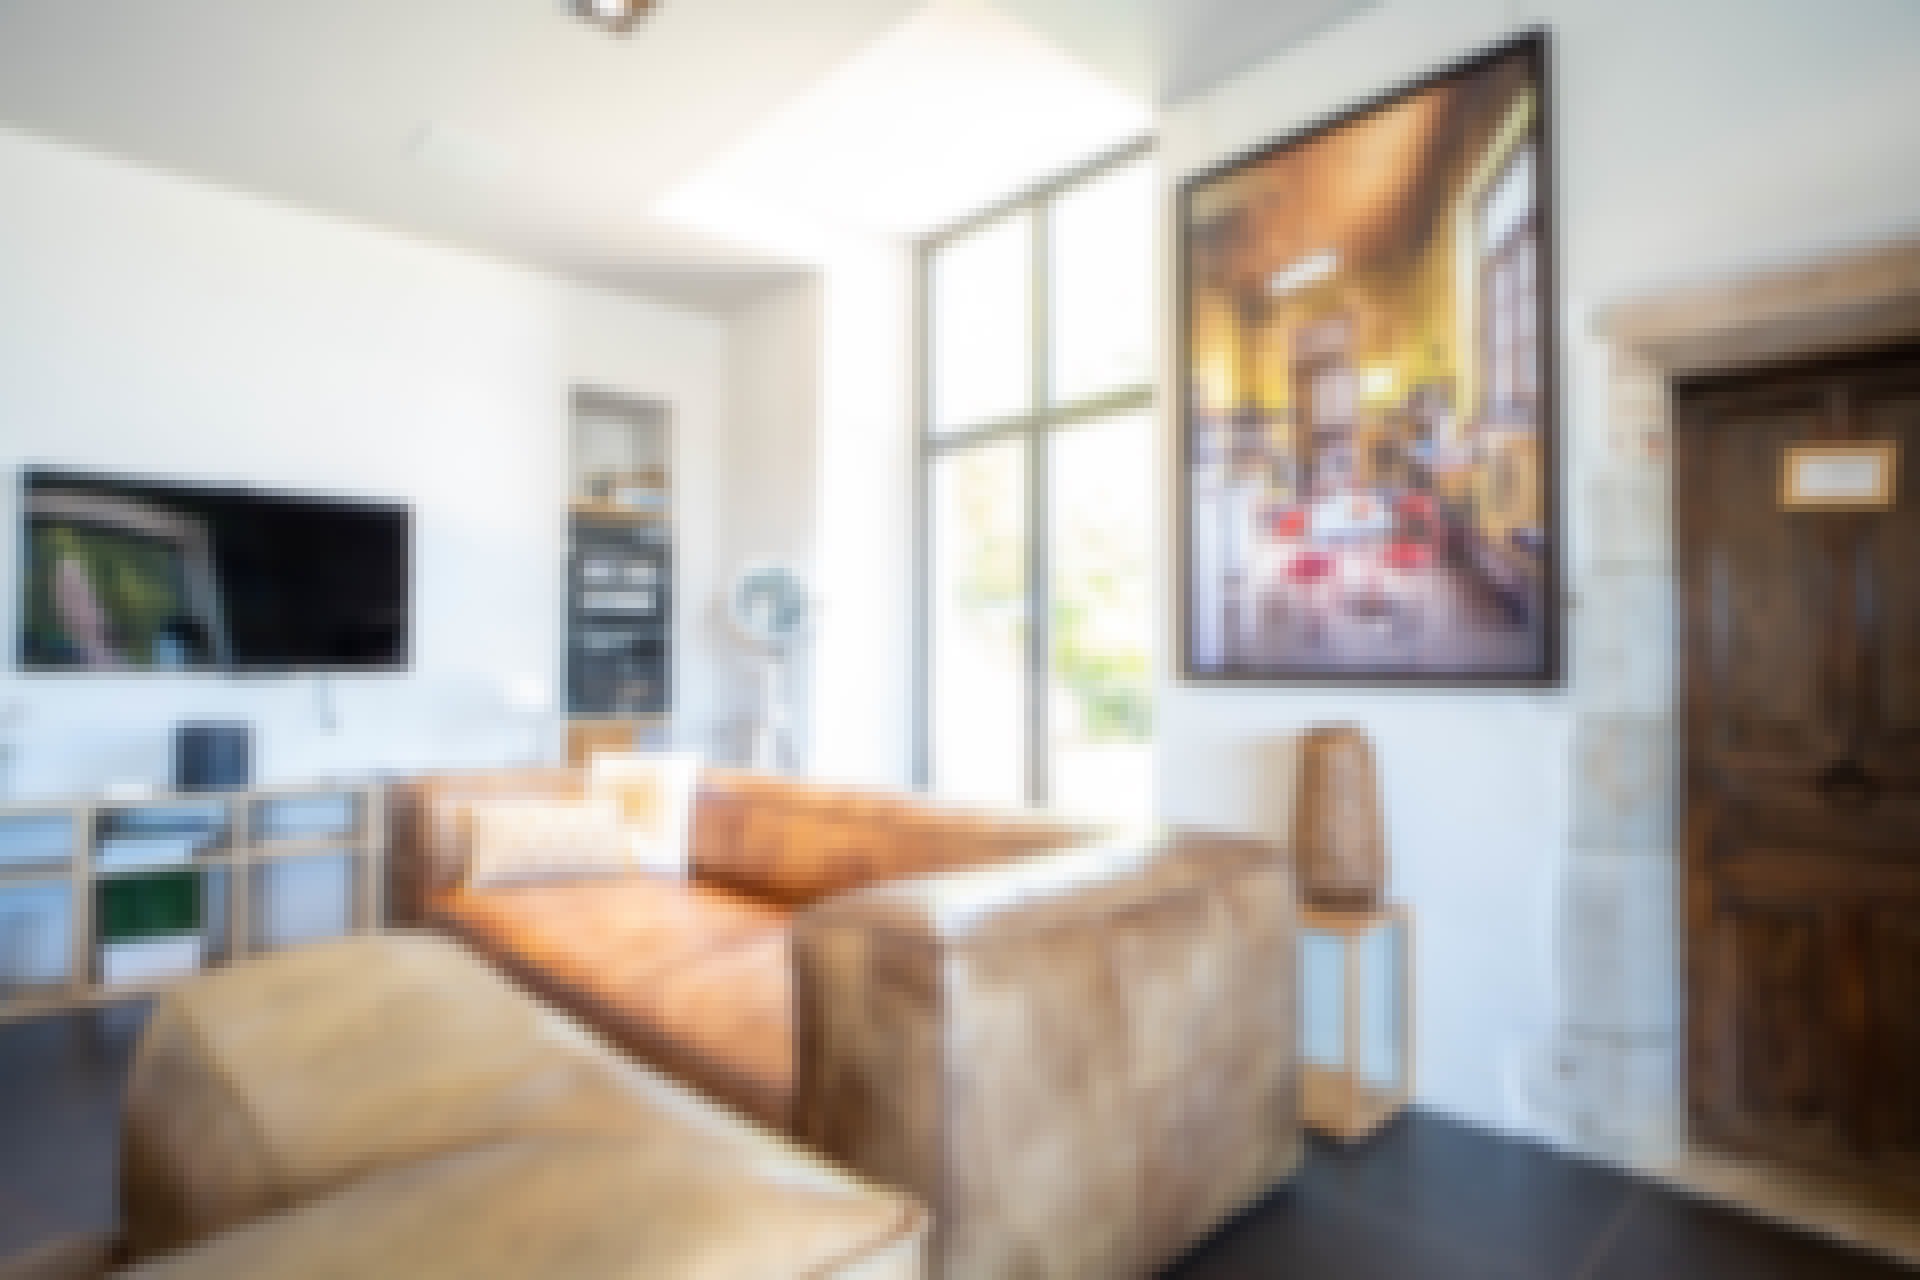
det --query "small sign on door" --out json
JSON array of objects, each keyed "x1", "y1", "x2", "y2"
[{"x1": 1781, "y1": 442, "x2": 1898, "y2": 509}]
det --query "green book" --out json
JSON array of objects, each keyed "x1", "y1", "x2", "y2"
[{"x1": 97, "y1": 870, "x2": 203, "y2": 943}]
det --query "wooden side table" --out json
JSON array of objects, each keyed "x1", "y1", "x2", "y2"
[{"x1": 1299, "y1": 902, "x2": 1413, "y2": 1141}]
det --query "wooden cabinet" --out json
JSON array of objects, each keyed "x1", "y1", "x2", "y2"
[{"x1": 566, "y1": 718, "x2": 667, "y2": 767}]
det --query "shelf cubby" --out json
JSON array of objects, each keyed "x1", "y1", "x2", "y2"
[
  {"x1": 0, "y1": 881, "x2": 75, "y2": 997},
  {"x1": 247, "y1": 852, "x2": 359, "y2": 953},
  {"x1": 0, "y1": 811, "x2": 78, "y2": 879}
]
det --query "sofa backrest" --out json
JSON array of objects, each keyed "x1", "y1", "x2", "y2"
[
  {"x1": 387, "y1": 769, "x2": 585, "y2": 923},
  {"x1": 388, "y1": 767, "x2": 1098, "y2": 918}
]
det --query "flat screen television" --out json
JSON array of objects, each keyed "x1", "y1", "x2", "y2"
[{"x1": 18, "y1": 469, "x2": 410, "y2": 672}]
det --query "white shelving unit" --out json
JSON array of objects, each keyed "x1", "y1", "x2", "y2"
[
  {"x1": 567, "y1": 387, "x2": 673, "y2": 763},
  {"x1": 0, "y1": 782, "x2": 384, "y2": 1022}
]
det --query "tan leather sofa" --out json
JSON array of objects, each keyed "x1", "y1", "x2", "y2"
[
  {"x1": 390, "y1": 768, "x2": 1304, "y2": 1278},
  {"x1": 0, "y1": 932, "x2": 926, "y2": 1280}
]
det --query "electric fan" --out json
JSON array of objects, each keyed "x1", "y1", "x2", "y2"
[{"x1": 726, "y1": 561, "x2": 811, "y2": 771}]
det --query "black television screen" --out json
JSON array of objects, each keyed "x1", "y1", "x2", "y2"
[{"x1": 19, "y1": 469, "x2": 410, "y2": 671}]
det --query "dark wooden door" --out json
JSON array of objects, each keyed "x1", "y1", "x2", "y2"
[{"x1": 1678, "y1": 344, "x2": 1920, "y2": 1192}]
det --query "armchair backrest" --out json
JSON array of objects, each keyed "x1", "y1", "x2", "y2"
[{"x1": 689, "y1": 769, "x2": 1097, "y2": 909}]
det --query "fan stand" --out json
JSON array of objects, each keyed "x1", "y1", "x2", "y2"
[{"x1": 748, "y1": 652, "x2": 789, "y2": 773}]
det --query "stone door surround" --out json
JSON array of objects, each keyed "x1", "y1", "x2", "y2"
[{"x1": 1555, "y1": 237, "x2": 1920, "y2": 1160}]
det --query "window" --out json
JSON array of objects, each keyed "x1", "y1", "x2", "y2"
[
  {"x1": 1480, "y1": 145, "x2": 1538, "y2": 427},
  {"x1": 918, "y1": 143, "x2": 1157, "y2": 818},
  {"x1": 929, "y1": 213, "x2": 1032, "y2": 436}
]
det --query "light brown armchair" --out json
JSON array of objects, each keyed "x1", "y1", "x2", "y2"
[{"x1": 793, "y1": 831, "x2": 1302, "y2": 1277}]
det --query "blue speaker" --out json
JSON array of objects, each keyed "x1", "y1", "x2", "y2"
[{"x1": 174, "y1": 722, "x2": 251, "y2": 792}]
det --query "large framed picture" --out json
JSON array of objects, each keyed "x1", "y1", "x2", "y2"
[{"x1": 1179, "y1": 31, "x2": 1559, "y2": 685}]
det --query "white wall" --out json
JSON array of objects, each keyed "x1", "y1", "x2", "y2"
[
  {"x1": 718, "y1": 279, "x2": 824, "y2": 766},
  {"x1": 711, "y1": 229, "x2": 917, "y2": 790},
  {"x1": 712, "y1": 242, "x2": 917, "y2": 790},
  {"x1": 808, "y1": 241, "x2": 917, "y2": 788},
  {"x1": 1159, "y1": 0, "x2": 1920, "y2": 1136},
  {"x1": 0, "y1": 126, "x2": 734, "y2": 796}
]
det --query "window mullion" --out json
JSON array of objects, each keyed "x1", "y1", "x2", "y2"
[
  {"x1": 1027, "y1": 200, "x2": 1052, "y2": 810},
  {"x1": 911, "y1": 248, "x2": 932, "y2": 789}
]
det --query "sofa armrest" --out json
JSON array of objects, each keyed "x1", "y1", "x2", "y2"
[{"x1": 790, "y1": 830, "x2": 1301, "y2": 1280}]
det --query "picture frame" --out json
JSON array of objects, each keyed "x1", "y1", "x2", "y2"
[{"x1": 1177, "y1": 30, "x2": 1562, "y2": 686}]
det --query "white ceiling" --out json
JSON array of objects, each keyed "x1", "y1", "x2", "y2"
[
  {"x1": 995, "y1": 0, "x2": 1375, "y2": 105},
  {"x1": 0, "y1": 0, "x2": 1373, "y2": 310},
  {"x1": 657, "y1": 0, "x2": 1152, "y2": 257}
]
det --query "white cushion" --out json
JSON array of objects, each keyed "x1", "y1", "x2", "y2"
[
  {"x1": 587, "y1": 752, "x2": 702, "y2": 877},
  {"x1": 464, "y1": 799, "x2": 629, "y2": 888}
]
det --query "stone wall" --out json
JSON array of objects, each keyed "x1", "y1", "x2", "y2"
[{"x1": 1551, "y1": 237, "x2": 1920, "y2": 1157}]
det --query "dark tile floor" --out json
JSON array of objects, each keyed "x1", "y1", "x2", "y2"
[
  {"x1": 0, "y1": 1001, "x2": 147, "y2": 1258},
  {"x1": 1169, "y1": 1107, "x2": 1916, "y2": 1279},
  {"x1": 0, "y1": 1001, "x2": 1912, "y2": 1277}
]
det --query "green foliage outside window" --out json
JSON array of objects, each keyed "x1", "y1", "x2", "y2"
[
  {"x1": 952, "y1": 448, "x2": 1152, "y2": 746},
  {"x1": 1053, "y1": 595, "x2": 1152, "y2": 743}
]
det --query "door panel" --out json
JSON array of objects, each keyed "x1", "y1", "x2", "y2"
[
  {"x1": 1698, "y1": 822, "x2": 1920, "y2": 1178},
  {"x1": 1680, "y1": 344, "x2": 1920, "y2": 1194},
  {"x1": 1695, "y1": 401, "x2": 1842, "y2": 769},
  {"x1": 1867, "y1": 907, "x2": 1920, "y2": 1180},
  {"x1": 1730, "y1": 905, "x2": 1828, "y2": 1143}
]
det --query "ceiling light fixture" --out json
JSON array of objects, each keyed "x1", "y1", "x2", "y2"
[{"x1": 571, "y1": 0, "x2": 656, "y2": 35}]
